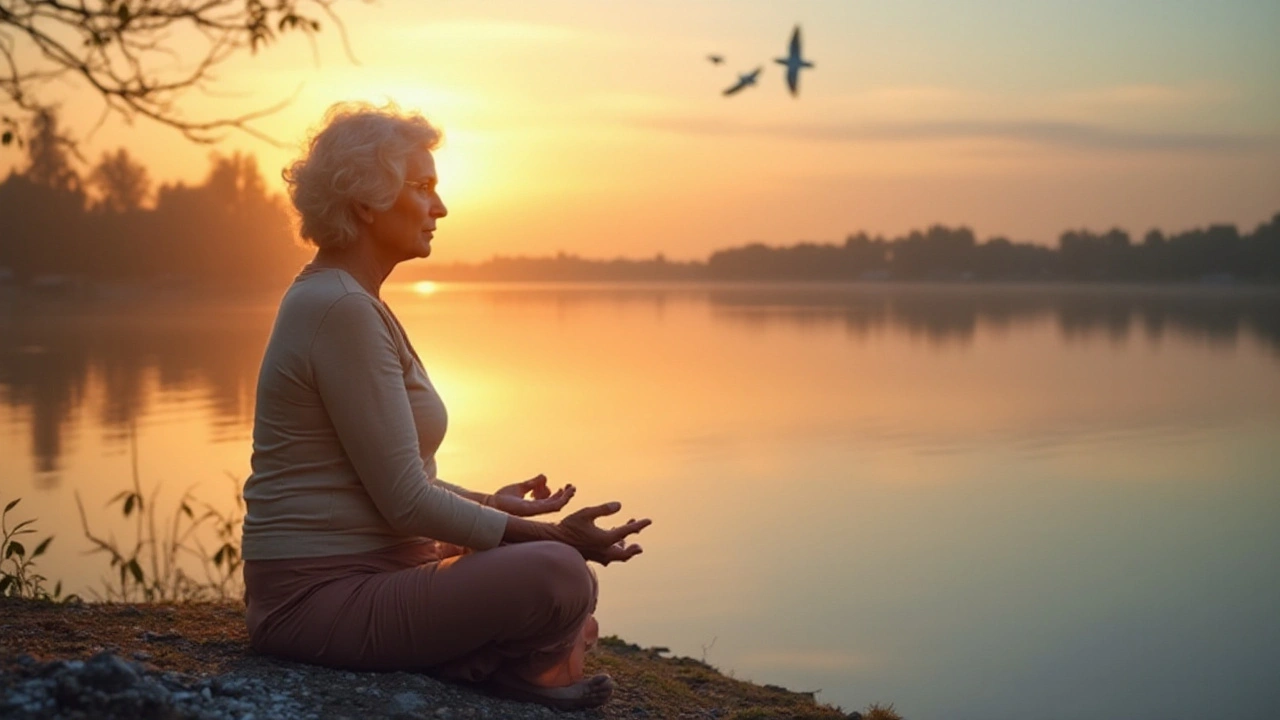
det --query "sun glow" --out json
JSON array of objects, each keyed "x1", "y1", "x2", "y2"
[{"x1": 412, "y1": 281, "x2": 439, "y2": 295}]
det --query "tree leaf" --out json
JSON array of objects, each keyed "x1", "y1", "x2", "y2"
[
  {"x1": 32, "y1": 536, "x2": 53, "y2": 558},
  {"x1": 1, "y1": 131, "x2": 11, "y2": 146},
  {"x1": 0, "y1": 576, "x2": 12, "y2": 596},
  {"x1": 127, "y1": 558, "x2": 144, "y2": 585},
  {"x1": 123, "y1": 494, "x2": 135, "y2": 516},
  {"x1": 3, "y1": 498, "x2": 18, "y2": 514},
  {"x1": 180, "y1": 503, "x2": 194, "y2": 519},
  {"x1": 5, "y1": 541, "x2": 23, "y2": 559}
]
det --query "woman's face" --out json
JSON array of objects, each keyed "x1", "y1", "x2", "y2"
[{"x1": 365, "y1": 149, "x2": 447, "y2": 261}]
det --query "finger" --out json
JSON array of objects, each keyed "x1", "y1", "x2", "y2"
[
  {"x1": 531, "y1": 476, "x2": 552, "y2": 500},
  {"x1": 522, "y1": 474, "x2": 548, "y2": 492},
  {"x1": 605, "y1": 518, "x2": 651, "y2": 544},
  {"x1": 572, "y1": 501, "x2": 622, "y2": 522},
  {"x1": 539, "y1": 492, "x2": 572, "y2": 513},
  {"x1": 604, "y1": 543, "x2": 644, "y2": 564},
  {"x1": 540, "y1": 484, "x2": 570, "y2": 503}
]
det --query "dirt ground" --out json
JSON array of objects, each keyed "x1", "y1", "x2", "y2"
[{"x1": 0, "y1": 598, "x2": 859, "y2": 719}]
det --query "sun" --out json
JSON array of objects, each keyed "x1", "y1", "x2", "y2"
[{"x1": 412, "y1": 281, "x2": 439, "y2": 295}]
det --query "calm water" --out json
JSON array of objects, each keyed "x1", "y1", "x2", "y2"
[{"x1": 2, "y1": 282, "x2": 1278, "y2": 720}]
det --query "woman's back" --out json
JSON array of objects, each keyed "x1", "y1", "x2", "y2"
[{"x1": 243, "y1": 266, "x2": 504, "y2": 561}]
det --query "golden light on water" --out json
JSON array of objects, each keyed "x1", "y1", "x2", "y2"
[{"x1": 412, "y1": 281, "x2": 439, "y2": 295}]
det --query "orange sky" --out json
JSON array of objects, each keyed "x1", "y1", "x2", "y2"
[{"x1": 4, "y1": 0, "x2": 1278, "y2": 262}]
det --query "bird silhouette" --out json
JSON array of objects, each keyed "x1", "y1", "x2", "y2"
[
  {"x1": 722, "y1": 67, "x2": 762, "y2": 96},
  {"x1": 707, "y1": 54, "x2": 724, "y2": 65},
  {"x1": 774, "y1": 25, "x2": 814, "y2": 96}
]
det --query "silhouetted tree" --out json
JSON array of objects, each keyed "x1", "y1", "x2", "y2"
[
  {"x1": 88, "y1": 148, "x2": 151, "y2": 212},
  {"x1": 0, "y1": 0, "x2": 358, "y2": 146},
  {"x1": 24, "y1": 110, "x2": 79, "y2": 192},
  {"x1": 843, "y1": 232, "x2": 890, "y2": 276},
  {"x1": 0, "y1": 110, "x2": 87, "y2": 279},
  {"x1": 1, "y1": 138, "x2": 307, "y2": 287},
  {"x1": 890, "y1": 225, "x2": 977, "y2": 280},
  {"x1": 148, "y1": 152, "x2": 306, "y2": 288}
]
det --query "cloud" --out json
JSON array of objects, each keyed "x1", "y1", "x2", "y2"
[
  {"x1": 634, "y1": 116, "x2": 1272, "y2": 154},
  {"x1": 1052, "y1": 83, "x2": 1233, "y2": 110}
]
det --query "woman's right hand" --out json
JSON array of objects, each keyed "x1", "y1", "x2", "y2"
[{"x1": 555, "y1": 502, "x2": 651, "y2": 565}]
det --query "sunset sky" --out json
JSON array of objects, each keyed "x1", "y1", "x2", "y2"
[{"x1": 5, "y1": 0, "x2": 1279, "y2": 262}]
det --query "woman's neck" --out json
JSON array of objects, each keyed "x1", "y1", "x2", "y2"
[{"x1": 311, "y1": 243, "x2": 394, "y2": 299}]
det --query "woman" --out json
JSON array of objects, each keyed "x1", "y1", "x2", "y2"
[{"x1": 241, "y1": 102, "x2": 650, "y2": 711}]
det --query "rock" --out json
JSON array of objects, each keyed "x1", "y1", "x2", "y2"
[
  {"x1": 392, "y1": 690, "x2": 427, "y2": 713},
  {"x1": 81, "y1": 651, "x2": 141, "y2": 692}
]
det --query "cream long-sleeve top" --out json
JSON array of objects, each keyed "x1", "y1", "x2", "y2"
[{"x1": 241, "y1": 266, "x2": 509, "y2": 561}]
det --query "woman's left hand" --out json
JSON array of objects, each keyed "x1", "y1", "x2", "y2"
[{"x1": 492, "y1": 474, "x2": 575, "y2": 517}]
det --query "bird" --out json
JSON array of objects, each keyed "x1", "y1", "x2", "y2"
[
  {"x1": 774, "y1": 25, "x2": 814, "y2": 96},
  {"x1": 722, "y1": 67, "x2": 762, "y2": 96},
  {"x1": 707, "y1": 54, "x2": 724, "y2": 65}
]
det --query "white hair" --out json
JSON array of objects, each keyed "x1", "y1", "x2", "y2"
[{"x1": 284, "y1": 102, "x2": 442, "y2": 250}]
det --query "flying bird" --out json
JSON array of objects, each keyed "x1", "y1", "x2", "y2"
[
  {"x1": 774, "y1": 25, "x2": 814, "y2": 96},
  {"x1": 722, "y1": 67, "x2": 762, "y2": 96},
  {"x1": 707, "y1": 54, "x2": 724, "y2": 65}
]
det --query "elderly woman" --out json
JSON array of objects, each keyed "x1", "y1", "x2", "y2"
[{"x1": 241, "y1": 102, "x2": 650, "y2": 711}]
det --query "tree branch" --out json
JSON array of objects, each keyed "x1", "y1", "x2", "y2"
[{"x1": 1, "y1": 0, "x2": 368, "y2": 145}]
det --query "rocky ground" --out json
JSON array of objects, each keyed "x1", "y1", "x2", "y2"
[{"x1": 0, "y1": 598, "x2": 879, "y2": 719}]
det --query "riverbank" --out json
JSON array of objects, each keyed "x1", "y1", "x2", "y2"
[{"x1": 0, "y1": 598, "x2": 880, "y2": 719}]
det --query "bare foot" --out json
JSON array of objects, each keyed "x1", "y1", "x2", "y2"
[
  {"x1": 583, "y1": 615, "x2": 599, "y2": 652},
  {"x1": 489, "y1": 672, "x2": 616, "y2": 710}
]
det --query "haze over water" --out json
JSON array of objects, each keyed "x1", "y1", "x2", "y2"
[{"x1": 2, "y1": 283, "x2": 1278, "y2": 720}]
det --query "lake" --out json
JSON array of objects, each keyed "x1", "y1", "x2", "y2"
[{"x1": 2, "y1": 282, "x2": 1278, "y2": 720}]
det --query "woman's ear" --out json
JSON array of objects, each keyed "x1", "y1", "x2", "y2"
[{"x1": 354, "y1": 202, "x2": 375, "y2": 224}]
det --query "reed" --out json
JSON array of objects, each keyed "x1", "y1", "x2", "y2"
[{"x1": 73, "y1": 421, "x2": 244, "y2": 602}]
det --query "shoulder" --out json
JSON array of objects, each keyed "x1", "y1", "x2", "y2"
[
  {"x1": 280, "y1": 269, "x2": 384, "y2": 324},
  {"x1": 264, "y1": 270, "x2": 392, "y2": 355}
]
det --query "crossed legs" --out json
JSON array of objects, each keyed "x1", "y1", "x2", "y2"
[{"x1": 245, "y1": 539, "x2": 612, "y2": 709}]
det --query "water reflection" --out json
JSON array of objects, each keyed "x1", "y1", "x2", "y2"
[
  {"x1": 1, "y1": 284, "x2": 1277, "y2": 475},
  {"x1": 0, "y1": 298, "x2": 276, "y2": 475},
  {"x1": 704, "y1": 284, "x2": 1280, "y2": 350},
  {"x1": 3, "y1": 283, "x2": 1278, "y2": 719}
]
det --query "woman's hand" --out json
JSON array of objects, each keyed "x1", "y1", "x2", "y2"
[
  {"x1": 555, "y1": 502, "x2": 651, "y2": 566},
  {"x1": 491, "y1": 474, "x2": 575, "y2": 517}
]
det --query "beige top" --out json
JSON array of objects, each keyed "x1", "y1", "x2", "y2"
[{"x1": 242, "y1": 266, "x2": 508, "y2": 560}]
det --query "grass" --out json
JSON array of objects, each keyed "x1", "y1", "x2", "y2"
[
  {"x1": 0, "y1": 497, "x2": 66, "y2": 601},
  {"x1": 72, "y1": 420, "x2": 245, "y2": 603}
]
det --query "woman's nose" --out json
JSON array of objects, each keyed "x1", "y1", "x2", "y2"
[{"x1": 432, "y1": 196, "x2": 448, "y2": 218}]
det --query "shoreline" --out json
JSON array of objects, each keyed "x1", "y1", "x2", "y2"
[{"x1": 0, "y1": 598, "x2": 875, "y2": 719}]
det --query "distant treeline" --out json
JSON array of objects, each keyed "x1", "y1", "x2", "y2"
[
  {"x1": 411, "y1": 215, "x2": 1280, "y2": 284},
  {"x1": 0, "y1": 112, "x2": 308, "y2": 291},
  {"x1": 2, "y1": 112, "x2": 1277, "y2": 290}
]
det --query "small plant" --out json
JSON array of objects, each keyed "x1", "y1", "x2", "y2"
[
  {"x1": 860, "y1": 702, "x2": 904, "y2": 720},
  {"x1": 1, "y1": 498, "x2": 72, "y2": 601},
  {"x1": 76, "y1": 475, "x2": 245, "y2": 603},
  {"x1": 75, "y1": 420, "x2": 245, "y2": 603}
]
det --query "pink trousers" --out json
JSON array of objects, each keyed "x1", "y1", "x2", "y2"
[{"x1": 243, "y1": 540, "x2": 597, "y2": 681}]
